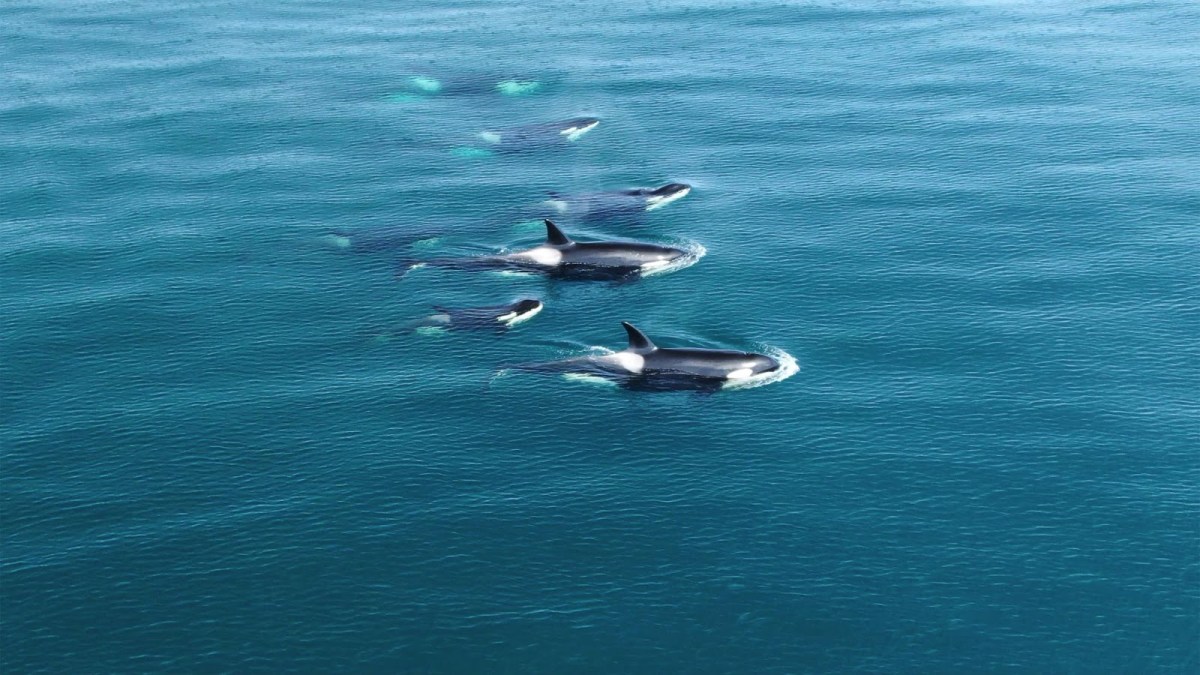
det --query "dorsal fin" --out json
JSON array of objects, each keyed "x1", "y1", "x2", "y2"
[
  {"x1": 622, "y1": 322, "x2": 657, "y2": 352},
  {"x1": 544, "y1": 220, "x2": 573, "y2": 246}
]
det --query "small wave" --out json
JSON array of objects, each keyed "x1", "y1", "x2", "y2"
[
  {"x1": 641, "y1": 241, "x2": 706, "y2": 278},
  {"x1": 722, "y1": 346, "x2": 799, "y2": 390}
]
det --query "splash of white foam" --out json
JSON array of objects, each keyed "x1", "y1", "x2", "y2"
[
  {"x1": 640, "y1": 241, "x2": 707, "y2": 278},
  {"x1": 721, "y1": 347, "x2": 799, "y2": 390}
]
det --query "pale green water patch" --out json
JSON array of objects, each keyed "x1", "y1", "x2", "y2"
[{"x1": 496, "y1": 79, "x2": 542, "y2": 96}]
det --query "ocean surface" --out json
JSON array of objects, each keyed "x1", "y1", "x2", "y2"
[{"x1": 2, "y1": 0, "x2": 1198, "y2": 672}]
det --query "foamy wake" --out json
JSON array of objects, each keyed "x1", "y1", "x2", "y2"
[
  {"x1": 641, "y1": 241, "x2": 707, "y2": 278},
  {"x1": 721, "y1": 346, "x2": 800, "y2": 390}
]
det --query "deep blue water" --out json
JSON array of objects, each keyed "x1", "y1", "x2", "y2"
[{"x1": 3, "y1": 0, "x2": 1198, "y2": 672}]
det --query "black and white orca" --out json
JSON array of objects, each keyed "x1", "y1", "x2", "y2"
[
  {"x1": 415, "y1": 298, "x2": 544, "y2": 334},
  {"x1": 506, "y1": 322, "x2": 782, "y2": 392},
  {"x1": 400, "y1": 220, "x2": 693, "y2": 282}
]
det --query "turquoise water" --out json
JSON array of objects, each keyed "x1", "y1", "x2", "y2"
[{"x1": 3, "y1": 0, "x2": 1198, "y2": 671}]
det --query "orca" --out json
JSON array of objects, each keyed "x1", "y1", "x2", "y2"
[
  {"x1": 476, "y1": 118, "x2": 600, "y2": 152},
  {"x1": 400, "y1": 220, "x2": 692, "y2": 282},
  {"x1": 414, "y1": 298, "x2": 543, "y2": 334},
  {"x1": 326, "y1": 227, "x2": 444, "y2": 253},
  {"x1": 505, "y1": 322, "x2": 781, "y2": 392},
  {"x1": 395, "y1": 70, "x2": 553, "y2": 97},
  {"x1": 541, "y1": 183, "x2": 692, "y2": 222}
]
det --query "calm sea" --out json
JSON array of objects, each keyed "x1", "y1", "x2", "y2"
[{"x1": 2, "y1": 0, "x2": 1198, "y2": 672}]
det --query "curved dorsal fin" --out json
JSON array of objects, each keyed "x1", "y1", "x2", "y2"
[
  {"x1": 544, "y1": 220, "x2": 573, "y2": 246},
  {"x1": 622, "y1": 322, "x2": 657, "y2": 352}
]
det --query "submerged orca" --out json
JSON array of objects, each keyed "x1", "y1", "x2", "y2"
[
  {"x1": 327, "y1": 227, "x2": 443, "y2": 253},
  {"x1": 400, "y1": 220, "x2": 692, "y2": 282},
  {"x1": 506, "y1": 322, "x2": 781, "y2": 392},
  {"x1": 476, "y1": 118, "x2": 600, "y2": 152},
  {"x1": 397, "y1": 70, "x2": 551, "y2": 97},
  {"x1": 541, "y1": 183, "x2": 692, "y2": 222}
]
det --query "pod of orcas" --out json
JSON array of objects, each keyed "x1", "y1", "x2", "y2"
[{"x1": 339, "y1": 104, "x2": 788, "y2": 393}]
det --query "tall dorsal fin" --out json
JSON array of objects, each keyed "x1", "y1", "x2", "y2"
[
  {"x1": 622, "y1": 322, "x2": 657, "y2": 352},
  {"x1": 544, "y1": 220, "x2": 573, "y2": 246}
]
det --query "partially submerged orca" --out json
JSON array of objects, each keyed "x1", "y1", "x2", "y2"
[
  {"x1": 476, "y1": 118, "x2": 600, "y2": 152},
  {"x1": 505, "y1": 322, "x2": 782, "y2": 392},
  {"x1": 541, "y1": 183, "x2": 692, "y2": 222},
  {"x1": 414, "y1": 298, "x2": 544, "y2": 334},
  {"x1": 399, "y1": 220, "x2": 694, "y2": 282},
  {"x1": 326, "y1": 227, "x2": 443, "y2": 253},
  {"x1": 395, "y1": 71, "x2": 552, "y2": 97}
]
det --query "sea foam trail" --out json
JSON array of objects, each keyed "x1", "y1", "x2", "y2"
[
  {"x1": 721, "y1": 346, "x2": 800, "y2": 390},
  {"x1": 641, "y1": 241, "x2": 706, "y2": 278}
]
